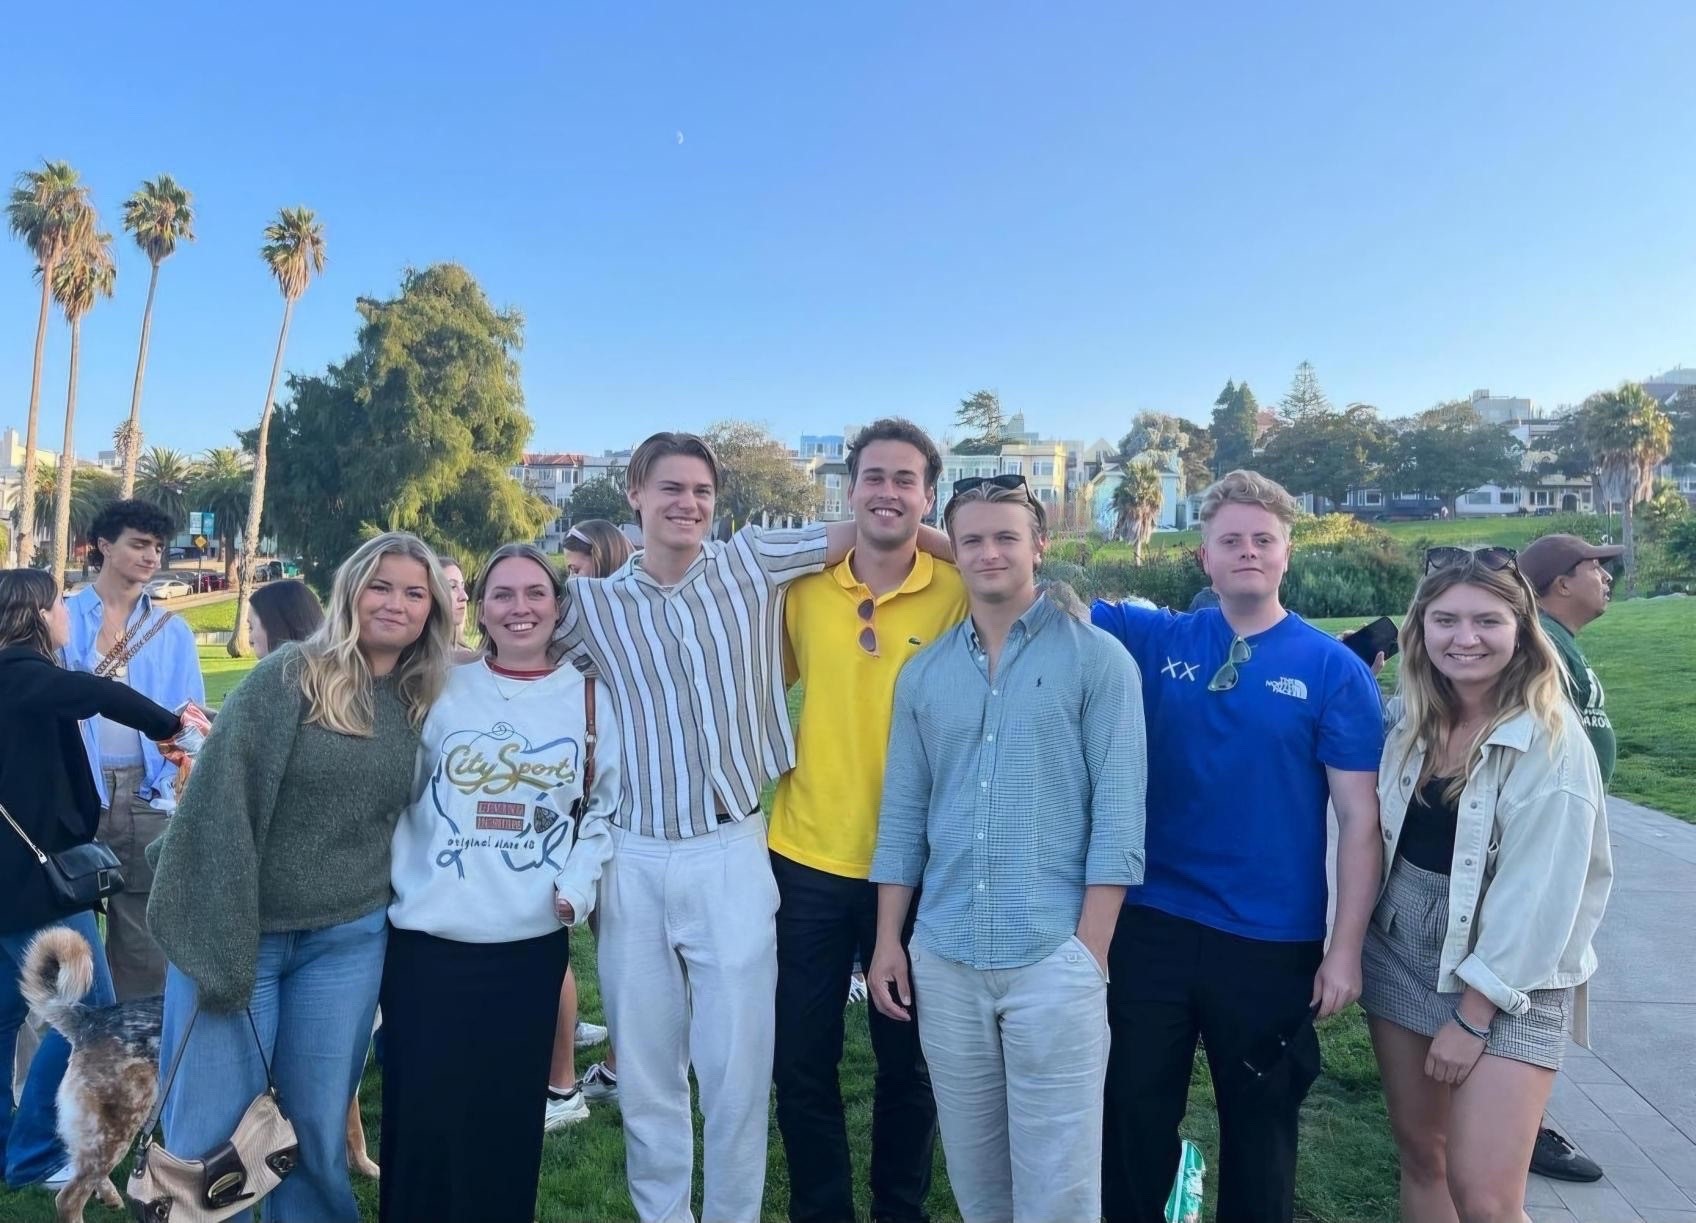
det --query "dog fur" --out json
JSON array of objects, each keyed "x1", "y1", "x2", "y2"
[{"x1": 19, "y1": 927, "x2": 161, "y2": 1223}]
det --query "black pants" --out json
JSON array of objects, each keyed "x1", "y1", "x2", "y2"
[
  {"x1": 378, "y1": 924, "x2": 571, "y2": 1223},
  {"x1": 772, "y1": 852, "x2": 935, "y2": 1223},
  {"x1": 1102, "y1": 906, "x2": 1323, "y2": 1223}
]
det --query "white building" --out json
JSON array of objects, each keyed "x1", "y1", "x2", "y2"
[{"x1": 1467, "y1": 388, "x2": 1538, "y2": 426}]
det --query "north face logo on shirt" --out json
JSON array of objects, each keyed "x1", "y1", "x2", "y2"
[{"x1": 1266, "y1": 677, "x2": 1309, "y2": 700}]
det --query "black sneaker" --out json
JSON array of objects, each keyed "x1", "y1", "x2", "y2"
[{"x1": 1530, "y1": 1127, "x2": 1604, "y2": 1182}]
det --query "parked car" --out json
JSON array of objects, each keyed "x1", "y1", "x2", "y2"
[
  {"x1": 145, "y1": 578, "x2": 193, "y2": 600},
  {"x1": 193, "y1": 573, "x2": 229, "y2": 593}
]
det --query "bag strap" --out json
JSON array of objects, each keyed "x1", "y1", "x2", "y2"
[
  {"x1": 0, "y1": 801, "x2": 48, "y2": 865},
  {"x1": 582, "y1": 676, "x2": 596, "y2": 805},
  {"x1": 94, "y1": 610, "x2": 175, "y2": 679},
  {"x1": 136, "y1": 1005, "x2": 276, "y2": 1148}
]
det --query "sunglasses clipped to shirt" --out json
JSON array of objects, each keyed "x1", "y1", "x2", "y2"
[{"x1": 1423, "y1": 545, "x2": 1517, "y2": 575}]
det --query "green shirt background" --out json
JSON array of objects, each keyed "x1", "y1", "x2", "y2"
[{"x1": 1539, "y1": 610, "x2": 1616, "y2": 786}]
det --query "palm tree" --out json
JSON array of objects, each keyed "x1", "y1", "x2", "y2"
[
  {"x1": 112, "y1": 420, "x2": 141, "y2": 479},
  {"x1": 232, "y1": 207, "x2": 325, "y2": 656},
  {"x1": 189, "y1": 445, "x2": 252, "y2": 583},
  {"x1": 1585, "y1": 383, "x2": 1673, "y2": 596},
  {"x1": 6, "y1": 161, "x2": 93, "y2": 568},
  {"x1": 48, "y1": 227, "x2": 117, "y2": 585},
  {"x1": 1111, "y1": 461, "x2": 1167, "y2": 563},
  {"x1": 134, "y1": 445, "x2": 198, "y2": 556},
  {"x1": 118, "y1": 175, "x2": 195, "y2": 497},
  {"x1": 33, "y1": 459, "x2": 119, "y2": 566}
]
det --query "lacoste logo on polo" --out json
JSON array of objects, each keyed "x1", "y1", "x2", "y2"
[
  {"x1": 1161, "y1": 657, "x2": 1199, "y2": 682},
  {"x1": 1267, "y1": 677, "x2": 1308, "y2": 700}
]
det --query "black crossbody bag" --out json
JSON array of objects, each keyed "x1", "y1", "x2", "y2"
[{"x1": 0, "y1": 799, "x2": 125, "y2": 912}]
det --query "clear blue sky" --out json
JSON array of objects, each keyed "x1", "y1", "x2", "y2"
[{"x1": 4, "y1": 0, "x2": 1694, "y2": 461}]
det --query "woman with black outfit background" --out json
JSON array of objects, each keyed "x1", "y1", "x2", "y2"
[{"x1": 0, "y1": 569, "x2": 189, "y2": 1188}]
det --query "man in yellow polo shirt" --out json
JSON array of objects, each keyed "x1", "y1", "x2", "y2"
[{"x1": 770, "y1": 418, "x2": 968, "y2": 1223}]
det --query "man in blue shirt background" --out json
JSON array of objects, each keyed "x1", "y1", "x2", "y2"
[
  {"x1": 65, "y1": 500, "x2": 204, "y2": 1000},
  {"x1": 1092, "y1": 470, "x2": 1384, "y2": 1223},
  {"x1": 869, "y1": 476, "x2": 1147, "y2": 1223}
]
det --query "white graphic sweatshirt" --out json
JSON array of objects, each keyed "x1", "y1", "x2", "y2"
[{"x1": 389, "y1": 659, "x2": 619, "y2": 942}]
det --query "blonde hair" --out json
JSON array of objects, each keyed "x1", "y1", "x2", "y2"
[
  {"x1": 472, "y1": 542, "x2": 566, "y2": 660},
  {"x1": 1198, "y1": 469, "x2": 1299, "y2": 535},
  {"x1": 297, "y1": 532, "x2": 453, "y2": 735},
  {"x1": 943, "y1": 482, "x2": 1049, "y2": 540},
  {"x1": 1393, "y1": 556, "x2": 1568, "y2": 802}
]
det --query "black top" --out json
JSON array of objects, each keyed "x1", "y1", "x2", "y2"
[
  {"x1": 1397, "y1": 776, "x2": 1460, "y2": 875},
  {"x1": 0, "y1": 645, "x2": 180, "y2": 934}
]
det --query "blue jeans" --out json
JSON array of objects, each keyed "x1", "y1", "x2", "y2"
[
  {"x1": 0, "y1": 908, "x2": 117, "y2": 1185},
  {"x1": 159, "y1": 908, "x2": 386, "y2": 1223}
]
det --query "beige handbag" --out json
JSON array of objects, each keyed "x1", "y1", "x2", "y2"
[{"x1": 127, "y1": 1008, "x2": 300, "y2": 1222}]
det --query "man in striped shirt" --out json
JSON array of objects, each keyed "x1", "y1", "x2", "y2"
[{"x1": 553, "y1": 431, "x2": 948, "y2": 1223}]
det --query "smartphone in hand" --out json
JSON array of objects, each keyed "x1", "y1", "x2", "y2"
[{"x1": 1343, "y1": 616, "x2": 1399, "y2": 666}]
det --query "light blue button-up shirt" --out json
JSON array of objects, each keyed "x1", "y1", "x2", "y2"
[
  {"x1": 64, "y1": 584, "x2": 205, "y2": 810},
  {"x1": 869, "y1": 592, "x2": 1148, "y2": 969}
]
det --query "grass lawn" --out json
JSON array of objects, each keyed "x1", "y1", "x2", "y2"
[
  {"x1": 6, "y1": 595, "x2": 1683, "y2": 1222},
  {"x1": 178, "y1": 597, "x2": 238, "y2": 635}
]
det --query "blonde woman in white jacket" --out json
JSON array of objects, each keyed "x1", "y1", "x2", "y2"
[
  {"x1": 1363, "y1": 546, "x2": 1611, "y2": 1223},
  {"x1": 382, "y1": 543, "x2": 619, "y2": 1223}
]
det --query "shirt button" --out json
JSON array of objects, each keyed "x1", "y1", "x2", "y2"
[
  {"x1": 977, "y1": 882, "x2": 985, "y2": 890},
  {"x1": 1459, "y1": 915, "x2": 1469, "y2": 924},
  {"x1": 980, "y1": 781, "x2": 987, "y2": 790},
  {"x1": 1383, "y1": 829, "x2": 1392, "y2": 840},
  {"x1": 1470, "y1": 801, "x2": 1480, "y2": 809},
  {"x1": 991, "y1": 689, "x2": 999, "y2": 697},
  {"x1": 1464, "y1": 858, "x2": 1473, "y2": 866},
  {"x1": 977, "y1": 831, "x2": 984, "y2": 839},
  {"x1": 986, "y1": 733, "x2": 995, "y2": 742}
]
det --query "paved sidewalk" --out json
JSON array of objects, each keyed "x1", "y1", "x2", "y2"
[{"x1": 1529, "y1": 796, "x2": 1696, "y2": 1223}]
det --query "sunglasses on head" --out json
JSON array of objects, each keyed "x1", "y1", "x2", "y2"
[
  {"x1": 952, "y1": 473, "x2": 1028, "y2": 497},
  {"x1": 1424, "y1": 546, "x2": 1518, "y2": 575}
]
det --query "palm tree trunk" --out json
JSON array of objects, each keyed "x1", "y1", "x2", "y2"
[
  {"x1": 231, "y1": 299, "x2": 295, "y2": 657},
  {"x1": 17, "y1": 276, "x2": 54, "y2": 568},
  {"x1": 1622, "y1": 488, "x2": 1638, "y2": 598},
  {"x1": 51, "y1": 319, "x2": 82, "y2": 586},
  {"x1": 119, "y1": 260, "x2": 161, "y2": 498}
]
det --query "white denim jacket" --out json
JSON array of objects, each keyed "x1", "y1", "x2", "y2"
[{"x1": 1377, "y1": 700, "x2": 1613, "y2": 1035}]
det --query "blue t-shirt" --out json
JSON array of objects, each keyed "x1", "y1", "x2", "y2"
[{"x1": 1090, "y1": 602, "x2": 1384, "y2": 943}]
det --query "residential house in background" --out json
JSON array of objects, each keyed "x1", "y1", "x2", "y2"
[
  {"x1": 509, "y1": 451, "x2": 587, "y2": 550},
  {"x1": 1080, "y1": 453, "x2": 1187, "y2": 536}
]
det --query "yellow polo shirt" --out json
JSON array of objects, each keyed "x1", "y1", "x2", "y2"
[{"x1": 770, "y1": 550, "x2": 969, "y2": 879}]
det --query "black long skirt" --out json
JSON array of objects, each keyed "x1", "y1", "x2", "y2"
[{"x1": 378, "y1": 923, "x2": 571, "y2": 1223}]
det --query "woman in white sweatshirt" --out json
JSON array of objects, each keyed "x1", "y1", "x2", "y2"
[{"x1": 381, "y1": 542, "x2": 619, "y2": 1223}]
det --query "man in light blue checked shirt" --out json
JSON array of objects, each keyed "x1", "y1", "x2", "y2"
[{"x1": 867, "y1": 476, "x2": 1147, "y2": 1223}]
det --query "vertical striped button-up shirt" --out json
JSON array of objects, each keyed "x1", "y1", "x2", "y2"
[
  {"x1": 554, "y1": 523, "x2": 829, "y2": 839},
  {"x1": 869, "y1": 593, "x2": 1149, "y2": 968}
]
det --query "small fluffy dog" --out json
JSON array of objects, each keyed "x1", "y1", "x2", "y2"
[{"x1": 19, "y1": 927, "x2": 161, "y2": 1223}]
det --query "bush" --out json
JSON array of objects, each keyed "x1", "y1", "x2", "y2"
[
  {"x1": 1665, "y1": 517, "x2": 1696, "y2": 571},
  {"x1": 1046, "y1": 538, "x2": 1092, "y2": 566},
  {"x1": 1079, "y1": 551, "x2": 1208, "y2": 609},
  {"x1": 1291, "y1": 514, "x2": 1389, "y2": 549},
  {"x1": 1283, "y1": 542, "x2": 1420, "y2": 618}
]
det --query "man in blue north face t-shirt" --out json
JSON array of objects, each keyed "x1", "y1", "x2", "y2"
[{"x1": 1091, "y1": 470, "x2": 1385, "y2": 1223}]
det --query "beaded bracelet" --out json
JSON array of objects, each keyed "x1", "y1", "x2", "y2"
[{"x1": 1451, "y1": 1007, "x2": 1491, "y2": 1042}]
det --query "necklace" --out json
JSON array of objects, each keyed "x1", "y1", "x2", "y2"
[{"x1": 486, "y1": 660, "x2": 554, "y2": 701}]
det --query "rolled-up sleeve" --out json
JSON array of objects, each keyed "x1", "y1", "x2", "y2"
[
  {"x1": 741, "y1": 523, "x2": 829, "y2": 586},
  {"x1": 1081, "y1": 634, "x2": 1147, "y2": 886},
  {"x1": 869, "y1": 669, "x2": 931, "y2": 887},
  {"x1": 1455, "y1": 779, "x2": 1609, "y2": 1016}
]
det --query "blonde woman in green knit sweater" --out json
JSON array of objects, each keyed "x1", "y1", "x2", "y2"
[{"x1": 147, "y1": 532, "x2": 455, "y2": 1223}]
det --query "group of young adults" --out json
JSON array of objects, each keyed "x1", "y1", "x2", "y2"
[{"x1": 0, "y1": 417, "x2": 1618, "y2": 1223}]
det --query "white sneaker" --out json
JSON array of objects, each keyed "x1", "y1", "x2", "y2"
[
  {"x1": 574, "y1": 1019, "x2": 609, "y2": 1049},
  {"x1": 847, "y1": 973, "x2": 869, "y2": 1005},
  {"x1": 544, "y1": 1086, "x2": 589, "y2": 1131},
  {"x1": 580, "y1": 1061, "x2": 619, "y2": 1103},
  {"x1": 38, "y1": 1163, "x2": 73, "y2": 1190}
]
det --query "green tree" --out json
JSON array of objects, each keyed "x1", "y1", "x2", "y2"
[
  {"x1": 1380, "y1": 401, "x2": 1523, "y2": 515},
  {"x1": 1176, "y1": 418, "x2": 1215, "y2": 493},
  {"x1": 1209, "y1": 380, "x2": 1260, "y2": 473},
  {"x1": 134, "y1": 445, "x2": 198, "y2": 543},
  {"x1": 1118, "y1": 412, "x2": 1215, "y2": 496},
  {"x1": 953, "y1": 389, "x2": 1005, "y2": 454},
  {"x1": 1583, "y1": 383, "x2": 1673, "y2": 595},
  {"x1": 118, "y1": 174, "x2": 196, "y2": 497},
  {"x1": 256, "y1": 263, "x2": 552, "y2": 596},
  {"x1": 569, "y1": 475, "x2": 634, "y2": 526},
  {"x1": 1256, "y1": 404, "x2": 1385, "y2": 510},
  {"x1": 33, "y1": 459, "x2": 119, "y2": 566},
  {"x1": 232, "y1": 207, "x2": 326, "y2": 656},
  {"x1": 7, "y1": 160, "x2": 93, "y2": 569},
  {"x1": 704, "y1": 420, "x2": 822, "y2": 528},
  {"x1": 48, "y1": 227, "x2": 116, "y2": 585},
  {"x1": 1279, "y1": 360, "x2": 1332, "y2": 420},
  {"x1": 189, "y1": 445, "x2": 252, "y2": 583},
  {"x1": 1640, "y1": 478, "x2": 1688, "y2": 542},
  {"x1": 1111, "y1": 461, "x2": 1166, "y2": 562}
]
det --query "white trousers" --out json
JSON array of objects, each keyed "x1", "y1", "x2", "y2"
[
  {"x1": 600, "y1": 816, "x2": 780, "y2": 1223},
  {"x1": 909, "y1": 936, "x2": 1110, "y2": 1223}
]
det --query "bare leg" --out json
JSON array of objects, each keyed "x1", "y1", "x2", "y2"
[
  {"x1": 605, "y1": 1042, "x2": 617, "y2": 1073},
  {"x1": 1369, "y1": 1016, "x2": 1460, "y2": 1223},
  {"x1": 548, "y1": 966, "x2": 580, "y2": 1090},
  {"x1": 347, "y1": 1094, "x2": 380, "y2": 1179},
  {"x1": 1446, "y1": 1053, "x2": 1556, "y2": 1223}
]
